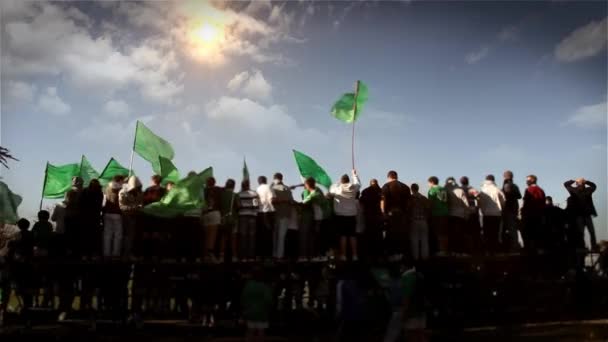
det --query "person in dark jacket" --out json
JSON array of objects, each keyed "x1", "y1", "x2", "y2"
[
  {"x1": 80, "y1": 179, "x2": 103, "y2": 256},
  {"x1": 360, "y1": 179, "x2": 383, "y2": 259},
  {"x1": 543, "y1": 197, "x2": 566, "y2": 254},
  {"x1": 64, "y1": 176, "x2": 84, "y2": 257},
  {"x1": 381, "y1": 171, "x2": 411, "y2": 259},
  {"x1": 521, "y1": 175, "x2": 545, "y2": 253},
  {"x1": 564, "y1": 178, "x2": 598, "y2": 250},
  {"x1": 502, "y1": 170, "x2": 522, "y2": 251},
  {"x1": 32, "y1": 210, "x2": 53, "y2": 256}
]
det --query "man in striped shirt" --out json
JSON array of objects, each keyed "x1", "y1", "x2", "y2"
[{"x1": 238, "y1": 180, "x2": 259, "y2": 261}]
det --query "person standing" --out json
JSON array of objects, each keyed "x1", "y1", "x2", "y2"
[
  {"x1": 564, "y1": 178, "x2": 598, "y2": 251},
  {"x1": 119, "y1": 176, "x2": 143, "y2": 257},
  {"x1": 241, "y1": 266, "x2": 273, "y2": 342},
  {"x1": 238, "y1": 180, "x2": 260, "y2": 261},
  {"x1": 32, "y1": 210, "x2": 53, "y2": 257},
  {"x1": 64, "y1": 176, "x2": 84, "y2": 257},
  {"x1": 521, "y1": 175, "x2": 546, "y2": 253},
  {"x1": 271, "y1": 173, "x2": 294, "y2": 259},
  {"x1": 445, "y1": 177, "x2": 469, "y2": 254},
  {"x1": 202, "y1": 177, "x2": 222, "y2": 263},
  {"x1": 329, "y1": 170, "x2": 361, "y2": 261},
  {"x1": 103, "y1": 176, "x2": 123, "y2": 257},
  {"x1": 80, "y1": 179, "x2": 103, "y2": 257},
  {"x1": 256, "y1": 176, "x2": 276, "y2": 259},
  {"x1": 427, "y1": 177, "x2": 448, "y2": 255},
  {"x1": 502, "y1": 171, "x2": 522, "y2": 252},
  {"x1": 478, "y1": 175, "x2": 506, "y2": 254},
  {"x1": 360, "y1": 179, "x2": 383, "y2": 259},
  {"x1": 381, "y1": 171, "x2": 411, "y2": 259},
  {"x1": 51, "y1": 200, "x2": 67, "y2": 257},
  {"x1": 407, "y1": 184, "x2": 431, "y2": 260},
  {"x1": 460, "y1": 177, "x2": 481, "y2": 255},
  {"x1": 220, "y1": 179, "x2": 239, "y2": 262},
  {"x1": 301, "y1": 177, "x2": 330, "y2": 260}
]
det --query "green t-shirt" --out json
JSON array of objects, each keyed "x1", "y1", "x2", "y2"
[
  {"x1": 302, "y1": 187, "x2": 330, "y2": 221},
  {"x1": 241, "y1": 280, "x2": 273, "y2": 322},
  {"x1": 428, "y1": 185, "x2": 448, "y2": 217}
]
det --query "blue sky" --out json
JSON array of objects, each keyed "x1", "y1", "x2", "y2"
[{"x1": 1, "y1": 1, "x2": 607, "y2": 239}]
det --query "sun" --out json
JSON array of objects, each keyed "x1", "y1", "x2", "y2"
[{"x1": 195, "y1": 22, "x2": 220, "y2": 43}]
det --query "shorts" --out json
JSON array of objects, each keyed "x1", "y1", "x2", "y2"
[
  {"x1": 246, "y1": 321, "x2": 269, "y2": 329},
  {"x1": 336, "y1": 215, "x2": 357, "y2": 237},
  {"x1": 202, "y1": 210, "x2": 221, "y2": 226}
]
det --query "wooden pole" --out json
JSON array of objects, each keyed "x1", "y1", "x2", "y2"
[
  {"x1": 39, "y1": 162, "x2": 49, "y2": 211},
  {"x1": 128, "y1": 122, "x2": 138, "y2": 178},
  {"x1": 351, "y1": 80, "x2": 360, "y2": 170}
]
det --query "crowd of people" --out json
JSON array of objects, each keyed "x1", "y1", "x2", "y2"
[{"x1": 6, "y1": 168, "x2": 600, "y2": 264}]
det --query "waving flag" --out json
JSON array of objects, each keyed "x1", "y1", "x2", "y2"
[
  {"x1": 293, "y1": 150, "x2": 332, "y2": 189},
  {"x1": 0, "y1": 181, "x2": 22, "y2": 224},
  {"x1": 42, "y1": 162, "x2": 80, "y2": 199},
  {"x1": 99, "y1": 158, "x2": 130, "y2": 186},
  {"x1": 331, "y1": 80, "x2": 369, "y2": 123},
  {"x1": 133, "y1": 121, "x2": 175, "y2": 174},
  {"x1": 79, "y1": 155, "x2": 100, "y2": 187},
  {"x1": 159, "y1": 156, "x2": 180, "y2": 185}
]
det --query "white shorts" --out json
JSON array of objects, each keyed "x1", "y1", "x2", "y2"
[
  {"x1": 202, "y1": 210, "x2": 221, "y2": 226},
  {"x1": 246, "y1": 321, "x2": 269, "y2": 329}
]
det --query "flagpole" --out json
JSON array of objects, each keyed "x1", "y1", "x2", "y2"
[
  {"x1": 128, "y1": 121, "x2": 138, "y2": 177},
  {"x1": 39, "y1": 162, "x2": 49, "y2": 211},
  {"x1": 351, "y1": 80, "x2": 360, "y2": 170}
]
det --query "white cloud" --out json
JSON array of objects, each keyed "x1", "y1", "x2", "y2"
[
  {"x1": 465, "y1": 46, "x2": 489, "y2": 64},
  {"x1": 5, "y1": 81, "x2": 36, "y2": 104},
  {"x1": 498, "y1": 25, "x2": 519, "y2": 42},
  {"x1": 226, "y1": 69, "x2": 273, "y2": 102},
  {"x1": 565, "y1": 101, "x2": 608, "y2": 129},
  {"x1": 555, "y1": 17, "x2": 608, "y2": 62},
  {"x1": 37, "y1": 87, "x2": 70, "y2": 115},
  {"x1": 102, "y1": 100, "x2": 130, "y2": 118}
]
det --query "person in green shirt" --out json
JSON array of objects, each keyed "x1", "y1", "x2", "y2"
[
  {"x1": 301, "y1": 177, "x2": 330, "y2": 260},
  {"x1": 241, "y1": 266, "x2": 273, "y2": 341},
  {"x1": 427, "y1": 176, "x2": 449, "y2": 255}
]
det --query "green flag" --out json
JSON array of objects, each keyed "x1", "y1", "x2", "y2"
[
  {"x1": 133, "y1": 121, "x2": 175, "y2": 174},
  {"x1": 143, "y1": 167, "x2": 213, "y2": 218},
  {"x1": 293, "y1": 150, "x2": 332, "y2": 189},
  {"x1": 243, "y1": 158, "x2": 250, "y2": 182},
  {"x1": 0, "y1": 181, "x2": 22, "y2": 224},
  {"x1": 331, "y1": 80, "x2": 369, "y2": 123},
  {"x1": 79, "y1": 155, "x2": 100, "y2": 187},
  {"x1": 42, "y1": 162, "x2": 80, "y2": 199},
  {"x1": 159, "y1": 156, "x2": 180, "y2": 185},
  {"x1": 99, "y1": 158, "x2": 130, "y2": 186}
]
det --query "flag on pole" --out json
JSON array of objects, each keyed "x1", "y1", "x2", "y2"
[
  {"x1": 42, "y1": 162, "x2": 80, "y2": 199},
  {"x1": 293, "y1": 150, "x2": 332, "y2": 189},
  {"x1": 0, "y1": 181, "x2": 22, "y2": 224},
  {"x1": 79, "y1": 155, "x2": 100, "y2": 187},
  {"x1": 331, "y1": 80, "x2": 369, "y2": 123},
  {"x1": 242, "y1": 158, "x2": 250, "y2": 182},
  {"x1": 159, "y1": 156, "x2": 180, "y2": 185},
  {"x1": 143, "y1": 167, "x2": 213, "y2": 218},
  {"x1": 133, "y1": 121, "x2": 175, "y2": 174},
  {"x1": 99, "y1": 158, "x2": 130, "y2": 186}
]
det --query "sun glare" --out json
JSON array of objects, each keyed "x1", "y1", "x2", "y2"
[{"x1": 196, "y1": 22, "x2": 220, "y2": 43}]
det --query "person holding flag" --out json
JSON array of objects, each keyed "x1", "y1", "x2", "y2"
[{"x1": 329, "y1": 169, "x2": 361, "y2": 261}]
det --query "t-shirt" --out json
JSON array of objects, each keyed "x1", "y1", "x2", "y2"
[
  {"x1": 204, "y1": 186, "x2": 222, "y2": 212},
  {"x1": 381, "y1": 180, "x2": 411, "y2": 213},
  {"x1": 272, "y1": 183, "x2": 293, "y2": 219},
  {"x1": 302, "y1": 187, "x2": 330, "y2": 221},
  {"x1": 256, "y1": 184, "x2": 276, "y2": 213},
  {"x1": 143, "y1": 185, "x2": 166, "y2": 205},
  {"x1": 401, "y1": 269, "x2": 425, "y2": 316},
  {"x1": 220, "y1": 190, "x2": 238, "y2": 225},
  {"x1": 522, "y1": 185, "x2": 546, "y2": 218},
  {"x1": 360, "y1": 185, "x2": 382, "y2": 218},
  {"x1": 241, "y1": 280, "x2": 273, "y2": 322},
  {"x1": 502, "y1": 181, "x2": 521, "y2": 213},
  {"x1": 32, "y1": 221, "x2": 53, "y2": 249},
  {"x1": 239, "y1": 190, "x2": 260, "y2": 217},
  {"x1": 428, "y1": 185, "x2": 448, "y2": 217}
]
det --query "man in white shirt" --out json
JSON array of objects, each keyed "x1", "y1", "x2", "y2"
[
  {"x1": 329, "y1": 169, "x2": 361, "y2": 261},
  {"x1": 478, "y1": 175, "x2": 506, "y2": 254},
  {"x1": 256, "y1": 176, "x2": 276, "y2": 258}
]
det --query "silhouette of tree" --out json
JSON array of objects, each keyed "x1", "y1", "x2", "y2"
[{"x1": 0, "y1": 146, "x2": 18, "y2": 168}]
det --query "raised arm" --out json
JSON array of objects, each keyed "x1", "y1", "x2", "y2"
[
  {"x1": 586, "y1": 180, "x2": 597, "y2": 193},
  {"x1": 563, "y1": 180, "x2": 576, "y2": 193}
]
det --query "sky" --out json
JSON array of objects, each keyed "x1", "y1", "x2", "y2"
[{"x1": 1, "y1": 1, "x2": 607, "y2": 239}]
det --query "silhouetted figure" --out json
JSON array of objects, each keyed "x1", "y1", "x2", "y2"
[
  {"x1": 203, "y1": 176, "x2": 222, "y2": 262},
  {"x1": 460, "y1": 176, "x2": 481, "y2": 255},
  {"x1": 143, "y1": 175, "x2": 166, "y2": 257},
  {"x1": 119, "y1": 176, "x2": 143, "y2": 257},
  {"x1": 445, "y1": 177, "x2": 469, "y2": 253},
  {"x1": 330, "y1": 170, "x2": 361, "y2": 261},
  {"x1": 271, "y1": 172, "x2": 294, "y2": 259},
  {"x1": 360, "y1": 179, "x2": 383, "y2": 258},
  {"x1": 521, "y1": 175, "x2": 546, "y2": 253},
  {"x1": 381, "y1": 170, "x2": 411, "y2": 259},
  {"x1": 51, "y1": 200, "x2": 67, "y2": 257},
  {"x1": 564, "y1": 178, "x2": 598, "y2": 251},
  {"x1": 256, "y1": 176, "x2": 276, "y2": 259},
  {"x1": 103, "y1": 176, "x2": 123, "y2": 257},
  {"x1": 241, "y1": 266, "x2": 273, "y2": 342},
  {"x1": 544, "y1": 196, "x2": 567, "y2": 266},
  {"x1": 478, "y1": 175, "x2": 506, "y2": 254},
  {"x1": 32, "y1": 210, "x2": 53, "y2": 256},
  {"x1": 9, "y1": 218, "x2": 33, "y2": 261},
  {"x1": 502, "y1": 171, "x2": 522, "y2": 251},
  {"x1": 427, "y1": 176, "x2": 448, "y2": 255},
  {"x1": 336, "y1": 266, "x2": 368, "y2": 341},
  {"x1": 64, "y1": 176, "x2": 83, "y2": 256},
  {"x1": 239, "y1": 180, "x2": 259, "y2": 261},
  {"x1": 407, "y1": 184, "x2": 431, "y2": 260},
  {"x1": 80, "y1": 179, "x2": 103, "y2": 256},
  {"x1": 143, "y1": 175, "x2": 166, "y2": 205},
  {"x1": 220, "y1": 178, "x2": 238, "y2": 262}
]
